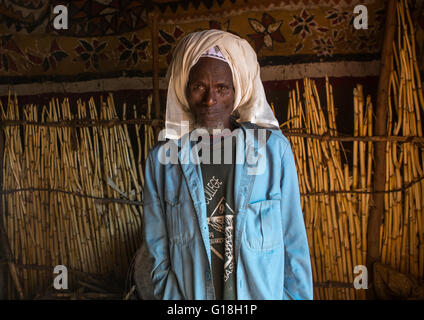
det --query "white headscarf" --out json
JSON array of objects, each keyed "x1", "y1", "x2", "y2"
[{"x1": 164, "y1": 29, "x2": 279, "y2": 139}]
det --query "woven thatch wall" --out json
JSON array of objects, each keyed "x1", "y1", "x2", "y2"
[{"x1": 0, "y1": 0, "x2": 424, "y2": 300}]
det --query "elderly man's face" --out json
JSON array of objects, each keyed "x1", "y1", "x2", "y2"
[{"x1": 186, "y1": 57, "x2": 235, "y2": 132}]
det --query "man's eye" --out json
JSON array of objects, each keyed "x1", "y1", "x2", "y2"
[
  {"x1": 217, "y1": 85, "x2": 228, "y2": 92},
  {"x1": 193, "y1": 84, "x2": 205, "y2": 91}
]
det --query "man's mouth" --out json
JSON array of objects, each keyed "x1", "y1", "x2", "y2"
[
  {"x1": 203, "y1": 112, "x2": 218, "y2": 118},
  {"x1": 198, "y1": 109, "x2": 219, "y2": 118}
]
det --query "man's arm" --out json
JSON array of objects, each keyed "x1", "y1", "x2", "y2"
[
  {"x1": 142, "y1": 151, "x2": 185, "y2": 299},
  {"x1": 280, "y1": 143, "x2": 313, "y2": 300}
]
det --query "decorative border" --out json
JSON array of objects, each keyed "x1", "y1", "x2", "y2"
[
  {"x1": 156, "y1": 0, "x2": 378, "y2": 24},
  {"x1": 0, "y1": 60, "x2": 380, "y2": 97}
]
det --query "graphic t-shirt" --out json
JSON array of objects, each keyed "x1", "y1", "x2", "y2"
[{"x1": 199, "y1": 133, "x2": 237, "y2": 300}]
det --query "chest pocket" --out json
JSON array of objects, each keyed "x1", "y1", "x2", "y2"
[
  {"x1": 243, "y1": 199, "x2": 283, "y2": 251},
  {"x1": 165, "y1": 199, "x2": 195, "y2": 244}
]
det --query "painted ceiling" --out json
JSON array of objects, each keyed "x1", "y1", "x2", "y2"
[{"x1": 0, "y1": 0, "x2": 423, "y2": 85}]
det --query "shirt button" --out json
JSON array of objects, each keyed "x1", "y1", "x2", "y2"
[{"x1": 206, "y1": 271, "x2": 211, "y2": 280}]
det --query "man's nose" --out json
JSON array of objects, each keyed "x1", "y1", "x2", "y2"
[{"x1": 203, "y1": 88, "x2": 217, "y2": 107}]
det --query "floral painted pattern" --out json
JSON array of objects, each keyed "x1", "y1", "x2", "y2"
[
  {"x1": 289, "y1": 9, "x2": 329, "y2": 53},
  {"x1": 117, "y1": 35, "x2": 149, "y2": 68},
  {"x1": 247, "y1": 13, "x2": 285, "y2": 52},
  {"x1": 26, "y1": 39, "x2": 68, "y2": 71},
  {"x1": 74, "y1": 39, "x2": 108, "y2": 70},
  {"x1": 158, "y1": 26, "x2": 184, "y2": 64},
  {"x1": 208, "y1": 20, "x2": 239, "y2": 36},
  {"x1": 326, "y1": 9, "x2": 351, "y2": 26},
  {"x1": 313, "y1": 37, "x2": 334, "y2": 57},
  {"x1": 354, "y1": 28, "x2": 380, "y2": 52},
  {"x1": 0, "y1": 35, "x2": 23, "y2": 72},
  {"x1": 290, "y1": 10, "x2": 329, "y2": 39},
  {"x1": 329, "y1": 29, "x2": 348, "y2": 45}
]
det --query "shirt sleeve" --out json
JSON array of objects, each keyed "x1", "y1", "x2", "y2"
[
  {"x1": 280, "y1": 142, "x2": 314, "y2": 300},
  {"x1": 142, "y1": 150, "x2": 185, "y2": 300}
]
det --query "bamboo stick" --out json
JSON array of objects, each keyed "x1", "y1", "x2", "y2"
[{"x1": 366, "y1": 0, "x2": 397, "y2": 299}]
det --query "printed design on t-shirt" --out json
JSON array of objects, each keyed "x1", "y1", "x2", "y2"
[
  {"x1": 207, "y1": 196, "x2": 235, "y2": 283},
  {"x1": 204, "y1": 175, "x2": 223, "y2": 205}
]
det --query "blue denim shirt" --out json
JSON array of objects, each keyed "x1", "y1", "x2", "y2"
[{"x1": 141, "y1": 121, "x2": 313, "y2": 300}]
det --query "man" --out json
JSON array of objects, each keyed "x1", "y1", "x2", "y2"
[{"x1": 137, "y1": 29, "x2": 313, "y2": 300}]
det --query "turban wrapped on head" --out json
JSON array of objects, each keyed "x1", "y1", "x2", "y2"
[{"x1": 165, "y1": 29, "x2": 279, "y2": 139}]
